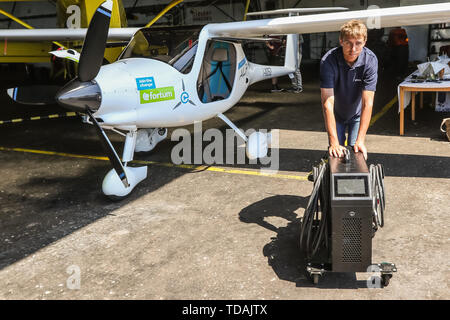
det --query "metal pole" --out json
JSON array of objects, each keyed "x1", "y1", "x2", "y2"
[
  {"x1": 144, "y1": 0, "x2": 184, "y2": 28},
  {"x1": 243, "y1": 0, "x2": 251, "y2": 21}
]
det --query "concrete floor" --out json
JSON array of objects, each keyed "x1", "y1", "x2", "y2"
[{"x1": 0, "y1": 63, "x2": 449, "y2": 300}]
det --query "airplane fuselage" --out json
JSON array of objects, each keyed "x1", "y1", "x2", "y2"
[{"x1": 94, "y1": 40, "x2": 251, "y2": 130}]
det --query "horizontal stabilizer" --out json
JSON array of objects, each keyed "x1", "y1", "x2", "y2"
[
  {"x1": 50, "y1": 49, "x2": 80, "y2": 63},
  {"x1": 7, "y1": 85, "x2": 61, "y2": 106}
]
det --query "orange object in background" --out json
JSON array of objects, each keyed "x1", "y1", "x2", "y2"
[{"x1": 388, "y1": 27, "x2": 409, "y2": 47}]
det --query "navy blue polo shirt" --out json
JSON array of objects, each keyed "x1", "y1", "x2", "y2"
[{"x1": 320, "y1": 46, "x2": 378, "y2": 122}]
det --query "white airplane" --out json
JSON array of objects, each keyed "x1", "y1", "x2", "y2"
[{"x1": 4, "y1": 1, "x2": 450, "y2": 199}]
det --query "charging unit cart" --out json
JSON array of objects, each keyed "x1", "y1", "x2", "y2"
[{"x1": 300, "y1": 148, "x2": 397, "y2": 287}]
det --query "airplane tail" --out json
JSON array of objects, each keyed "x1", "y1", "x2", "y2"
[
  {"x1": 247, "y1": 33, "x2": 298, "y2": 86},
  {"x1": 284, "y1": 33, "x2": 298, "y2": 70}
]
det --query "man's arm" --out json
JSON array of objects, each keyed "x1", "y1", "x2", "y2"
[
  {"x1": 354, "y1": 90, "x2": 375, "y2": 159},
  {"x1": 321, "y1": 88, "x2": 346, "y2": 157}
]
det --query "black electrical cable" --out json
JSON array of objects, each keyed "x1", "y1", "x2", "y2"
[
  {"x1": 300, "y1": 160, "x2": 330, "y2": 260},
  {"x1": 370, "y1": 164, "x2": 385, "y2": 228}
]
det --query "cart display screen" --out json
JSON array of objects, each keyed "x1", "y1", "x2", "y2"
[{"x1": 335, "y1": 176, "x2": 369, "y2": 197}]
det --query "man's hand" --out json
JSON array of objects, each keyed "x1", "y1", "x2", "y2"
[
  {"x1": 354, "y1": 140, "x2": 368, "y2": 160},
  {"x1": 353, "y1": 90, "x2": 374, "y2": 161},
  {"x1": 329, "y1": 144, "x2": 347, "y2": 158}
]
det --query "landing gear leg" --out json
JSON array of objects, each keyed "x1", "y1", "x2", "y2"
[
  {"x1": 102, "y1": 129, "x2": 148, "y2": 199},
  {"x1": 217, "y1": 113, "x2": 271, "y2": 160}
]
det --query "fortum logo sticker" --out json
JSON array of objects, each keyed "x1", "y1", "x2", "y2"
[{"x1": 140, "y1": 87, "x2": 176, "y2": 104}]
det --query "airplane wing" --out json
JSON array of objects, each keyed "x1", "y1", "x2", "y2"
[
  {"x1": 207, "y1": 3, "x2": 450, "y2": 38},
  {"x1": 0, "y1": 27, "x2": 140, "y2": 41},
  {"x1": 246, "y1": 7, "x2": 349, "y2": 16}
]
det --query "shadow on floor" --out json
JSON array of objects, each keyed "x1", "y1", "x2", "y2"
[{"x1": 238, "y1": 194, "x2": 374, "y2": 289}]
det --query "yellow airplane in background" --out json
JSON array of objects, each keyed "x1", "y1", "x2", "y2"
[
  {"x1": 0, "y1": 0, "x2": 129, "y2": 64},
  {"x1": 0, "y1": 0, "x2": 181, "y2": 81}
]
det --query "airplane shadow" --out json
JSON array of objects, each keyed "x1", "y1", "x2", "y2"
[
  {"x1": 238, "y1": 194, "x2": 371, "y2": 289},
  {"x1": 0, "y1": 154, "x2": 189, "y2": 270}
]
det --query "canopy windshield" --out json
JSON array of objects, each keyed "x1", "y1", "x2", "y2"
[{"x1": 119, "y1": 27, "x2": 200, "y2": 69}]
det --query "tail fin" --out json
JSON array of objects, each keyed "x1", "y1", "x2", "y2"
[
  {"x1": 284, "y1": 33, "x2": 298, "y2": 70},
  {"x1": 248, "y1": 34, "x2": 298, "y2": 85}
]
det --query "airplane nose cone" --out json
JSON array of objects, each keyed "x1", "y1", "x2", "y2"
[{"x1": 56, "y1": 79, "x2": 102, "y2": 113}]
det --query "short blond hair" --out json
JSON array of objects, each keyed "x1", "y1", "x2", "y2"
[{"x1": 340, "y1": 20, "x2": 367, "y2": 41}]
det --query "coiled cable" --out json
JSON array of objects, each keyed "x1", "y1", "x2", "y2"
[
  {"x1": 370, "y1": 164, "x2": 385, "y2": 228},
  {"x1": 300, "y1": 160, "x2": 330, "y2": 260}
]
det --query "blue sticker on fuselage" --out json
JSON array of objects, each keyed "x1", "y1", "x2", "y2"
[{"x1": 136, "y1": 77, "x2": 156, "y2": 91}]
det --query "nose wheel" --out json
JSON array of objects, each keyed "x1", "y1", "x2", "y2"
[{"x1": 102, "y1": 166, "x2": 147, "y2": 200}]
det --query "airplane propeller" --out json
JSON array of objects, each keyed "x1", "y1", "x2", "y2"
[
  {"x1": 8, "y1": 0, "x2": 113, "y2": 106},
  {"x1": 7, "y1": 0, "x2": 130, "y2": 191},
  {"x1": 56, "y1": 0, "x2": 112, "y2": 111},
  {"x1": 56, "y1": 0, "x2": 130, "y2": 189},
  {"x1": 77, "y1": 0, "x2": 113, "y2": 82}
]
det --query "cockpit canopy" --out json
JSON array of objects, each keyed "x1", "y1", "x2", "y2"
[{"x1": 118, "y1": 27, "x2": 199, "y2": 73}]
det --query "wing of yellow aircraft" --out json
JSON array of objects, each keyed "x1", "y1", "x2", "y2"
[
  {"x1": 0, "y1": 0, "x2": 185, "y2": 84},
  {"x1": 0, "y1": 0, "x2": 136, "y2": 64}
]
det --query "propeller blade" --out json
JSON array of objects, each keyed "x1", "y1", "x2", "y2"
[
  {"x1": 78, "y1": 0, "x2": 113, "y2": 82},
  {"x1": 85, "y1": 108, "x2": 129, "y2": 188},
  {"x1": 7, "y1": 85, "x2": 61, "y2": 105}
]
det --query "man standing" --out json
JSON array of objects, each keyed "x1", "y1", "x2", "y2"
[
  {"x1": 289, "y1": 34, "x2": 304, "y2": 93},
  {"x1": 320, "y1": 20, "x2": 378, "y2": 159},
  {"x1": 387, "y1": 27, "x2": 409, "y2": 79},
  {"x1": 266, "y1": 36, "x2": 285, "y2": 92}
]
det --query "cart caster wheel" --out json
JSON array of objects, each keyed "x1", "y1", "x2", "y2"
[
  {"x1": 381, "y1": 274, "x2": 392, "y2": 287},
  {"x1": 312, "y1": 274, "x2": 320, "y2": 285}
]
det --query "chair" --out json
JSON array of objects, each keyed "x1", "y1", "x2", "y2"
[{"x1": 198, "y1": 46, "x2": 233, "y2": 103}]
